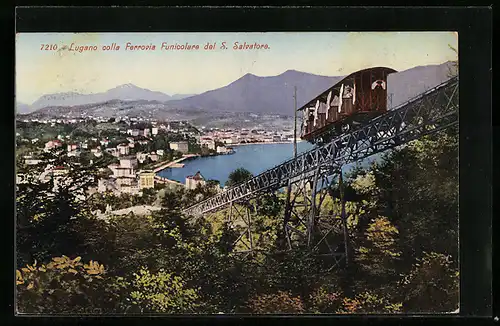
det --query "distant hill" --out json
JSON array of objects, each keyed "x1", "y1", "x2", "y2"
[
  {"x1": 170, "y1": 93, "x2": 196, "y2": 100},
  {"x1": 387, "y1": 61, "x2": 457, "y2": 108},
  {"x1": 165, "y1": 70, "x2": 340, "y2": 115},
  {"x1": 166, "y1": 62, "x2": 456, "y2": 115},
  {"x1": 16, "y1": 102, "x2": 33, "y2": 115},
  {"x1": 26, "y1": 84, "x2": 195, "y2": 111}
]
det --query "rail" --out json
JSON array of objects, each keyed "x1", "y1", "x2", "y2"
[{"x1": 184, "y1": 76, "x2": 459, "y2": 216}]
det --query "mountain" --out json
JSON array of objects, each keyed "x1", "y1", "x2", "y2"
[
  {"x1": 165, "y1": 62, "x2": 456, "y2": 115},
  {"x1": 20, "y1": 61, "x2": 456, "y2": 119},
  {"x1": 28, "y1": 84, "x2": 175, "y2": 110},
  {"x1": 165, "y1": 70, "x2": 339, "y2": 115},
  {"x1": 170, "y1": 93, "x2": 196, "y2": 100},
  {"x1": 387, "y1": 61, "x2": 457, "y2": 108},
  {"x1": 16, "y1": 102, "x2": 33, "y2": 114}
]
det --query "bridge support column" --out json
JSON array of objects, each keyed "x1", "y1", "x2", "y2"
[
  {"x1": 283, "y1": 165, "x2": 349, "y2": 269},
  {"x1": 226, "y1": 200, "x2": 255, "y2": 254}
]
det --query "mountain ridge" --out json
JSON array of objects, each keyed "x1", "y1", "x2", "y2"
[
  {"x1": 18, "y1": 85, "x2": 197, "y2": 114},
  {"x1": 18, "y1": 61, "x2": 456, "y2": 117}
]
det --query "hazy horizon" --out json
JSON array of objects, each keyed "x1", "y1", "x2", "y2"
[{"x1": 16, "y1": 32, "x2": 458, "y2": 104}]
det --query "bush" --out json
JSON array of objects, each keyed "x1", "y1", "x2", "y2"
[{"x1": 246, "y1": 291, "x2": 305, "y2": 314}]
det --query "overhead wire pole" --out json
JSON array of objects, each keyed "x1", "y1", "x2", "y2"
[
  {"x1": 339, "y1": 167, "x2": 349, "y2": 267},
  {"x1": 284, "y1": 85, "x2": 298, "y2": 249},
  {"x1": 293, "y1": 86, "x2": 298, "y2": 159}
]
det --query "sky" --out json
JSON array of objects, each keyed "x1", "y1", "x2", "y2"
[{"x1": 16, "y1": 32, "x2": 458, "y2": 104}]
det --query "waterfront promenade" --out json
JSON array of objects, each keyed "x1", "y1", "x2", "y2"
[{"x1": 152, "y1": 154, "x2": 199, "y2": 173}]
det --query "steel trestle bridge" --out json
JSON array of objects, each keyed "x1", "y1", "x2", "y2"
[{"x1": 183, "y1": 76, "x2": 459, "y2": 266}]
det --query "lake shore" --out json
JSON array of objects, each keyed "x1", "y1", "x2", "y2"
[
  {"x1": 156, "y1": 142, "x2": 314, "y2": 187},
  {"x1": 230, "y1": 140, "x2": 304, "y2": 147}
]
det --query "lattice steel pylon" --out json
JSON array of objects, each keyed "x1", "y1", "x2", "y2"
[
  {"x1": 283, "y1": 163, "x2": 348, "y2": 268},
  {"x1": 184, "y1": 76, "x2": 459, "y2": 262}
]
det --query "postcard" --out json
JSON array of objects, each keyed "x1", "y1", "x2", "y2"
[{"x1": 15, "y1": 31, "x2": 459, "y2": 315}]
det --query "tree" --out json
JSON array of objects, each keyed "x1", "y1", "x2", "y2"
[
  {"x1": 16, "y1": 256, "x2": 129, "y2": 314},
  {"x1": 226, "y1": 168, "x2": 253, "y2": 187},
  {"x1": 128, "y1": 267, "x2": 201, "y2": 313},
  {"x1": 336, "y1": 291, "x2": 402, "y2": 314},
  {"x1": 370, "y1": 130, "x2": 458, "y2": 266},
  {"x1": 354, "y1": 216, "x2": 401, "y2": 296},
  {"x1": 308, "y1": 285, "x2": 343, "y2": 313},
  {"x1": 400, "y1": 252, "x2": 459, "y2": 313}
]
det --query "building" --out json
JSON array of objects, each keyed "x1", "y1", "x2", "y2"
[
  {"x1": 106, "y1": 147, "x2": 120, "y2": 157},
  {"x1": 136, "y1": 152, "x2": 148, "y2": 164},
  {"x1": 143, "y1": 129, "x2": 150, "y2": 137},
  {"x1": 139, "y1": 170, "x2": 155, "y2": 189},
  {"x1": 108, "y1": 164, "x2": 134, "y2": 178},
  {"x1": 24, "y1": 156, "x2": 43, "y2": 166},
  {"x1": 221, "y1": 137, "x2": 236, "y2": 145},
  {"x1": 67, "y1": 144, "x2": 79, "y2": 152},
  {"x1": 216, "y1": 145, "x2": 234, "y2": 155},
  {"x1": 185, "y1": 171, "x2": 206, "y2": 190},
  {"x1": 201, "y1": 138, "x2": 216, "y2": 150},
  {"x1": 117, "y1": 143, "x2": 130, "y2": 156},
  {"x1": 127, "y1": 129, "x2": 140, "y2": 137},
  {"x1": 151, "y1": 127, "x2": 158, "y2": 135},
  {"x1": 156, "y1": 149, "x2": 165, "y2": 156},
  {"x1": 67, "y1": 150, "x2": 81, "y2": 157},
  {"x1": 97, "y1": 178, "x2": 120, "y2": 194},
  {"x1": 119, "y1": 156, "x2": 138, "y2": 169},
  {"x1": 44, "y1": 140, "x2": 63, "y2": 151},
  {"x1": 149, "y1": 152, "x2": 159, "y2": 162},
  {"x1": 170, "y1": 141, "x2": 189, "y2": 154},
  {"x1": 16, "y1": 173, "x2": 28, "y2": 185},
  {"x1": 107, "y1": 157, "x2": 137, "y2": 179},
  {"x1": 119, "y1": 182, "x2": 142, "y2": 195},
  {"x1": 91, "y1": 147, "x2": 102, "y2": 157}
]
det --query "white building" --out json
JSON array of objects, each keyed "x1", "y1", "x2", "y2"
[
  {"x1": 108, "y1": 164, "x2": 135, "y2": 178},
  {"x1": 136, "y1": 152, "x2": 148, "y2": 164},
  {"x1": 143, "y1": 129, "x2": 150, "y2": 137},
  {"x1": 185, "y1": 171, "x2": 206, "y2": 190},
  {"x1": 67, "y1": 150, "x2": 81, "y2": 158},
  {"x1": 117, "y1": 143, "x2": 130, "y2": 156},
  {"x1": 119, "y1": 156, "x2": 138, "y2": 169},
  {"x1": 221, "y1": 137, "x2": 238, "y2": 145},
  {"x1": 170, "y1": 141, "x2": 189, "y2": 154},
  {"x1": 24, "y1": 156, "x2": 43, "y2": 166},
  {"x1": 201, "y1": 138, "x2": 216, "y2": 150},
  {"x1": 151, "y1": 127, "x2": 158, "y2": 135},
  {"x1": 149, "y1": 152, "x2": 159, "y2": 162}
]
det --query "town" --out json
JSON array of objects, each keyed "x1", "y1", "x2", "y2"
[{"x1": 16, "y1": 115, "x2": 299, "y2": 206}]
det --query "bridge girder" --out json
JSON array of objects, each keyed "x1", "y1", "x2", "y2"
[{"x1": 183, "y1": 76, "x2": 459, "y2": 262}]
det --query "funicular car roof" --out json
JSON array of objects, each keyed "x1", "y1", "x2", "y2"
[{"x1": 297, "y1": 66, "x2": 397, "y2": 112}]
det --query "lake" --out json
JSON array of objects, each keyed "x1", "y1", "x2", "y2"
[{"x1": 157, "y1": 142, "x2": 380, "y2": 186}]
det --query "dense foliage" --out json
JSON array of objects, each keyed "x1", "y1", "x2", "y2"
[
  {"x1": 15, "y1": 128, "x2": 459, "y2": 314},
  {"x1": 226, "y1": 168, "x2": 254, "y2": 187}
]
